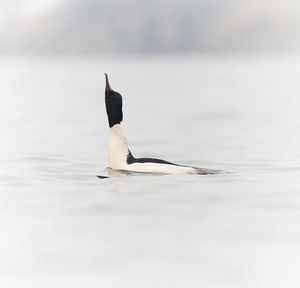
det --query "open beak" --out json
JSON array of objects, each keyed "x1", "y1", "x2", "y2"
[{"x1": 105, "y1": 73, "x2": 112, "y2": 92}]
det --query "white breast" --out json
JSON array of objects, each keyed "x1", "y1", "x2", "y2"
[
  {"x1": 109, "y1": 124, "x2": 129, "y2": 169},
  {"x1": 108, "y1": 124, "x2": 212, "y2": 175}
]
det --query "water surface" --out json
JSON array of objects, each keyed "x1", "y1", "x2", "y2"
[{"x1": 1, "y1": 55, "x2": 300, "y2": 288}]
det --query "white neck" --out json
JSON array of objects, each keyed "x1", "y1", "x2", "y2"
[{"x1": 109, "y1": 124, "x2": 129, "y2": 169}]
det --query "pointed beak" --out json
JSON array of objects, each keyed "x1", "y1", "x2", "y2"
[{"x1": 105, "y1": 73, "x2": 112, "y2": 92}]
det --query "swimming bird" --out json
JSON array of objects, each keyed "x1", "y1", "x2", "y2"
[{"x1": 104, "y1": 73, "x2": 218, "y2": 175}]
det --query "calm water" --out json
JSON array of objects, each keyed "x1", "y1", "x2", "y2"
[{"x1": 1, "y1": 55, "x2": 300, "y2": 288}]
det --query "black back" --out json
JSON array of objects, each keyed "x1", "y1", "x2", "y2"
[{"x1": 127, "y1": 150, "x2": 180, "y2": 166}]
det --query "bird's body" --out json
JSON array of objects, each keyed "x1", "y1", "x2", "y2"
[{"x1": 104, "y1": 74, "x2": 218, "y2": 175}]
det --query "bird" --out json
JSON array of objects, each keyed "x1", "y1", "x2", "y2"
[{"x1": 104, "y1": 73, "x2": 219, "y2": 175}]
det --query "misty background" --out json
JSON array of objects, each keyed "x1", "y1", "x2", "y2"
[
  {"x1": 1, "y1": 0, "x2": 300, "y2": 54},
  {"x1": 2, "y1": 1, "x2": 300, "y2": 288}
]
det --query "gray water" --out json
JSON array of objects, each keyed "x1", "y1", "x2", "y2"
[{"x1": 1, "y1": 55, "x2": 300, "y2": 288}]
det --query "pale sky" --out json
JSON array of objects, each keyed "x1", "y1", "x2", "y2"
[{"x1": 0, "y1": 0, "x2": 300, "y2": 53}]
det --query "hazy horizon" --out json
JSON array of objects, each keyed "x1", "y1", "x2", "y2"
[{"x1": 1, "y1": 0, "x2": 300, "y2": 54}]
